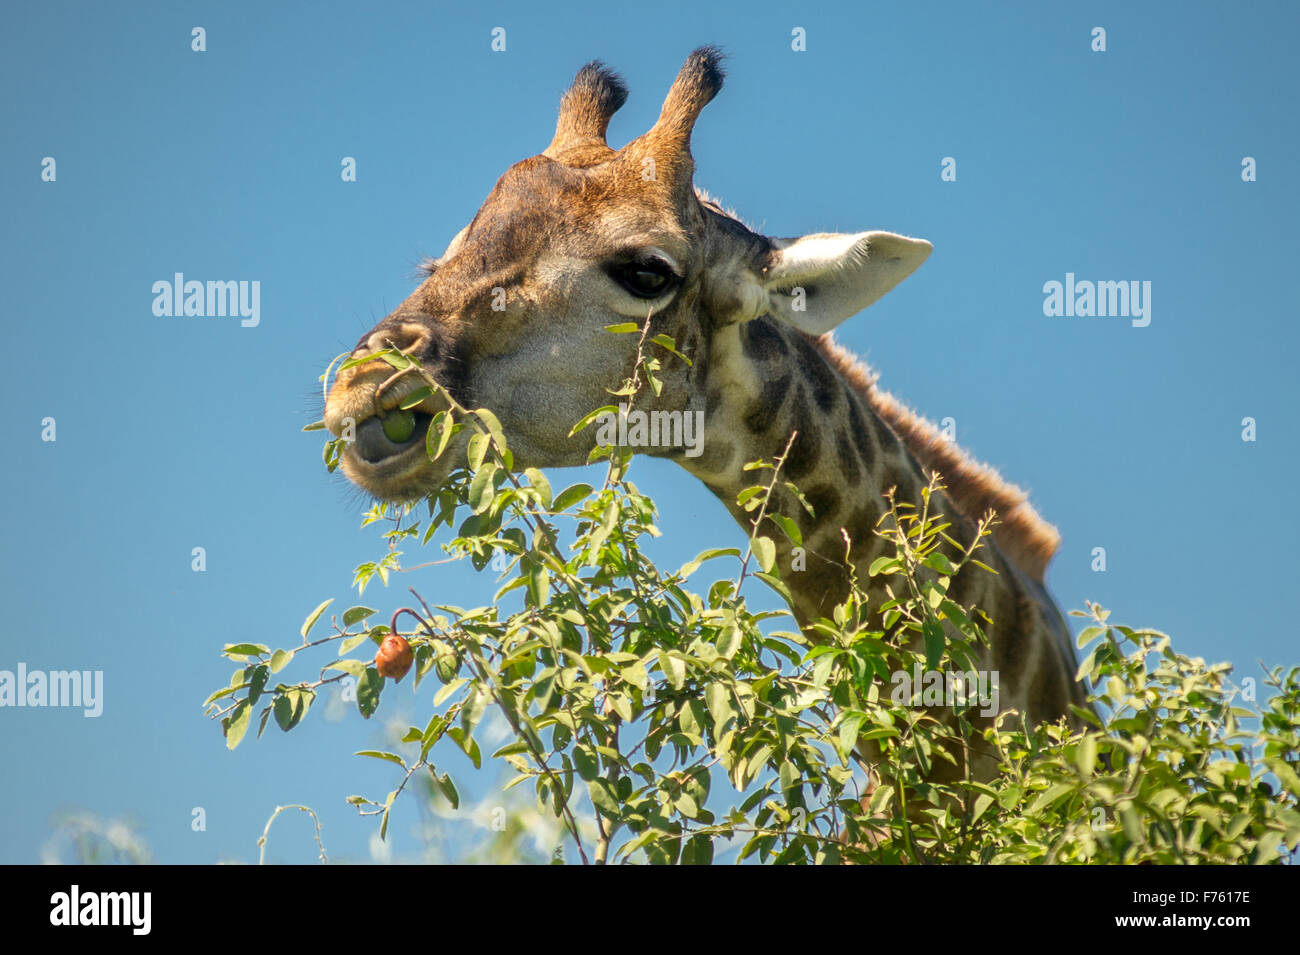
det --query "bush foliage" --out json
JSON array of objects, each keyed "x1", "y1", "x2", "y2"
[{"x1": 208, "y1": 348, "x2": 1300, "y2": 864}]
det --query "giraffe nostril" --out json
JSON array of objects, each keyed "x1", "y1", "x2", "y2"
[{"x1": 363, "y1": 319, "x2": 437, "y2": 360}]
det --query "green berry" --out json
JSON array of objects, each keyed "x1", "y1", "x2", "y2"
[{"x1": 381, "y1": 409, "x2": 416, "y2": 443}]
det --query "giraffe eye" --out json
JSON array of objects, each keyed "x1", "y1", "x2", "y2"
[{"x1": 608, "y1": 257, "x2": 678, "y2": 299}]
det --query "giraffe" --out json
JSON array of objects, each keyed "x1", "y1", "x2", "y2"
[{"x1": 323, "y1": 49, "x2": 1088, "y2": 779}]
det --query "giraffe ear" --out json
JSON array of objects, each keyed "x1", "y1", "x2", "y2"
[{"x1": 762, "y1": 231, "x2": 932, "y2": 335}]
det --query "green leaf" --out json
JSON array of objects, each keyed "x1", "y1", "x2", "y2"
[
  {"x1": 225, "y1": 701, "x2": 251, "y2": 750},
  {"x1": 650, "y1": 333, "x2": 692, "y2": 365},
  {"x1": 838, "y1": 713, "x2": 866, "y2": 760},
  {"x1": 269, "y1": 648, "x2": 294, "y2": 673},
  {"x1": 427, "y1": 410, "x2": 456, "y2": 461},
  {"x1": 448, "y1": 727, "x2": 482, "y2": 768},
  {"x1": 768, "y1": 513, "x2": 802, "y2": 546},
  {"x1": 339, "y1": 634, "x2": 368, "y2": 655},
  {"x1": 812, "y1": 650, "x2": 838, "y2": 688},
  {"x1": 342, "y1": 606, "x2": 377, "y2": 627},
  {"x1": 868, "y1": 556, "x2": 899, "y2": 577},
  {"x1": 1264, "y1": 757, "x2": 1300, "y2": 797},
  {"x1": 604, "y1": 322, "x2": 639, "y2": 334},
  {"x1": 356, "y1": 750, "x2": 406, "y2": 769},
  {"x1": 357, "y1": 667, "x2": 383, "y2": 718},
  {"x1": 784, "y1": 482, "x2": 815, "y2": 516},
  {"x1": 1117, "y1": 802, "x2": 1143, "y2": 843},
  {"x1": 272, "y1": 688, "x2": 313, "y2": 732},
  {"x1": 434, "y1": 771, "x2": 460, "y2": 809},
  {"x1": 300, "y1": 599, "x2": 334, "y2": 638},
  {"x1": 473, "y1": 407, "x2": 507, "y2": 449},
  {"x1": 527, "y1": 559, "x2": 550, "y2": 606},
  {"x1": 568, "y1": 405, "x2": 618, "y2": 438},
  {"x1": 621, "y1": 660, "x2": 649, "y2": 691},
  {"x1": 246, "y1": 666, "x2": 269, "y2": 706},
  {"x1": 203, "y1": 685, "x2": 239, "y2": 707},
  {"x1": 223, "y1": 643, "x2": 269, "y2": 658},
  {"x1": 420, "y1": 715, "x2": 448, "y2": 761},
  {"x1": 778, "y1": 759, "x2": 799, "y2": 796},
  {"x1": 938, "y1": 599, "x2": 970, "y2": 631},
  {"x1": 273, "y1": 694, "x2": 295, "y2": 731},
  {"x1": 587, "y1": 778, "x2": 621, "y2": 819},
  {"x1": 751, "y1": 535, "x2": 777, "y2": 574},
  {"x1": 338, "y1": 349, "x2": 393, "y2": 371},
  {"x1": 681, "y1": 834, "x2": 713, "y2": 865},
  {"x1": 379, "y1": 790, "x2": 397, "y2": 841},
  {"x1": 523, "y1": 468, "x2": 552, "y2": 508},
  {"x1": 754, "y1": 571, "x2": 792, "y2": 604},
  {"x1": 1076, "y1": 625, "x2": 1107, "y2": 649},
  {"x1": 468, "y1": 463, "x2": 497, "y2": 514},
  {"x1": 256, "y1": 705, "x2": 273, "y2": 739},
  {"x1": 1075, "y1": 735, "x2": 1098, "y2": 775},
  {"x1": 676, "y1": 547, "x2": 741, "y2": 579},
  {"x1": 923, "y1": 620, "x2": 945, "y2": 670},
  {"x1": 434, "y1": 676, "x2": 468, "y2": 707},
  {"x1": 467, "y1": 432, "x2": 490, "y2": 471},
  {"x1": 398, "y1": 386, "x2": 434, "y2": 409},
  {"x1": 659, "y1": 650, "x2": 686, "y2": 690},
  {"x1": 552, "y1": 482, "x2": 593, "y2": 513},
  {"x1": 922, "y1": 552, "x2": 956, "y2": 575},
  {"x1": 325, "y1": 659, "x2": 368, "y2": 679},
  {"x1": 301, "y1": 419, "x2": 327, "y2": 432},
  {"x1": 705, "y1": 682, "x2": 735, "y2": 729},
  {"x1": 1029, "y1": 782, "x2": 1076, "y2": 816},
  {"x1": 573, "y1": 745, "x2": 600, "y2": 782}
]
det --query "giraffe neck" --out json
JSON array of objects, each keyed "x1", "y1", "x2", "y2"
[{"x1": 676, "y1": 315, "x2": 1085, "y2": 725}]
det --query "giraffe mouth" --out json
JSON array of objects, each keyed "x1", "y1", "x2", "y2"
[
  {"x1": 325, "y1": 365, "x2": 461, "y2": 499},
  {"x1": 352, "y1": 411, "x2": 434, "y2": 463}
]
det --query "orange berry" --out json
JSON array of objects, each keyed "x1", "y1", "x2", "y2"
[{"x1": 375, "y1": 633, "x2": 414, "y2": 681}]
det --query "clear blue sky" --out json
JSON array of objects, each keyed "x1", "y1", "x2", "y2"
[{"x1": 2, "y1": 1, "x2": 1296, "y2": 863}]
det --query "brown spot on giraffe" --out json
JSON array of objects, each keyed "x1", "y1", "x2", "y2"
[
  {"x1": 742, "y1": 370, "x2": 791, "y2": 434},
  {"x1": 792, "y1": 334, "x2": 839, "y2": 413},
  {"x1": 835, "y1": 432, "x2": 862, "y2": 486},
  {"x1": 782, "y1": 390, "x2": 821, "y2": 481},
  {"x1": 322, "y1": 49, "x2": 1090, "y2": 781},
  {"x1": 804, "y1": 482, "x2": 842, "y2": 526}
]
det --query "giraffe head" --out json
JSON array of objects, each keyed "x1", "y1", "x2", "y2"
[{"x1": 324, "y1": 47, "x2": 932, "y2": 501}]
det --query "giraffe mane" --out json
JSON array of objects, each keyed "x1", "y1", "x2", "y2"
[{"x1": 807, "y1": 333, "x2": 1061, "y2": 581}]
